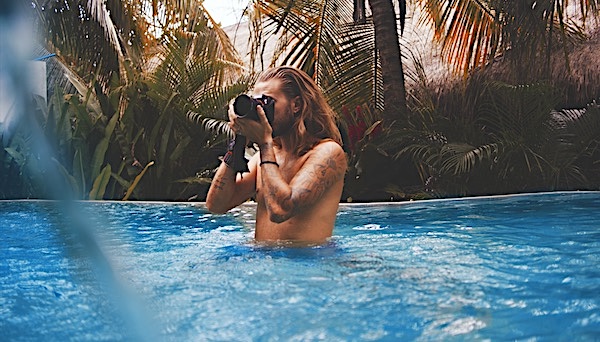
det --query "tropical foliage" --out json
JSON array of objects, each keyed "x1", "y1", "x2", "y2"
[
  {"x1": 246, "y1": 0, "x2": 599, "y2": 200},
  {"x1": 0, "y1": 96, "x2": 51, "y2": 199},
  {"x1": 1, "y1": 0, "x2": 599, "y2": 201},
  {"x1": 390, "y1": 78, "x2": 600, "y2": 196},
  {"x1": 0, "y1": 0, "x2": 248, "y2": 200},
  {"x1": 419, "y1": 0, "x2": 600, "y2": 76},
  {"x1": 248, "y1": 0, "x2": 383, "y2": 116}
]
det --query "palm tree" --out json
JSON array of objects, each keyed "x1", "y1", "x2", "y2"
[
  {"x1": 363, "y1": 0, "x2": 408, "y2": 122},
  {"x1": 35, "y1": 0, "x2": 242, "y2": 104}
]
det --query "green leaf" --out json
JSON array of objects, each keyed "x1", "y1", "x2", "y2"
[
  {"x1": 110, "y1": 172, "x2": 131, "y2": 189},
  {"x1": 123, "y1": 161, "x2": 155, "y2": 200},
  {"x1": 90, "y1": 113, "x2": 119, "y2": 181},
  {"x1": 157, "y1": 117, "x2": 174, "y2": 179},
  {"x1": 89, "y1": 164, "x2": 112, "y2": 200},
  {"x1": 72, "y1": 148, "x2": 86, "y2": 198},
  {"x1": 170, "y1": 136, "x2": 192, "y2": 162}
]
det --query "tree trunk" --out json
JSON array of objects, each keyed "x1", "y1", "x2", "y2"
[{"x1": 368, "y1": 0, "x2": 407, "y2": 123}]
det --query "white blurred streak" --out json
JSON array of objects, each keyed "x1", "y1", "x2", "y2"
[{"x1": 0, "y1": 1, "x2": 35, "y2": 135}]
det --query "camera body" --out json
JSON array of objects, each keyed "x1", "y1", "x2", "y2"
[{"x1": 233, "y1": 94, "x2": 275, "y2": 125}]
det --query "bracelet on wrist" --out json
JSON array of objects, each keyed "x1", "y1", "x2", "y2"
[
  {"x1": 260, "y1": 160, "x2": 279, "y2": 167},
  {"x1": 222, "y1": 150, "x2": 234, "y2": 167}
]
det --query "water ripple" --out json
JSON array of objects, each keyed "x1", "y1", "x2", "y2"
[{"x1": 1, "y1": 192, "x2": 599, "y2": 341}]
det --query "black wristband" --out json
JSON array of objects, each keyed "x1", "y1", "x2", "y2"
[
  {"x1": 260, "y1": 160, "x2": 279, "y2": 167},
  {"x1": 221, "y1": 137, "x2": 237, "y2": 167}
]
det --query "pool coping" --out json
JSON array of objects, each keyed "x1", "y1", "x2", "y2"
[{"x1": 2, "y1": 190, "x2": 598, "y2": 206}]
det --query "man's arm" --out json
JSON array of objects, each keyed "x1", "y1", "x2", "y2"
[
  {"x1": 259, "y1": 140, "x2": 347, "y2": 223},
  {"x1": 205, "y1": 155, "x2": 258, "y2": 214}
]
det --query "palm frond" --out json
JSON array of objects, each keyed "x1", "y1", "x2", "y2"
[
  {"x1": 417, "y1": 0, "x2": 600, "y2": 75},
  {"x1": 438, "y1": 142, "x2": 499, "y2": 175},
  {"x1": 150, "y1": 27, "x2": 251, "y2": 120},
  {"x1": 35, "y1": 0, "x2": 124, "y2": 91},
  {"x1": 195, "y1": 118, "x2": 233, "y2": 137},
  {"x1": 325, "y1": 19, "x2": 380, "y2": 113},
  {"x1": 86, "y1": 0, "x2": 123, "y2": 57},
  {"x1": 250, "y1": 0, "x2": 382, "y2": 115},
  {"x1": 417, "y1": 0, "x2": 500, "y2": 74},
  {"x1": 559, "y1": 103, "x2": 600, "y2": 146}
]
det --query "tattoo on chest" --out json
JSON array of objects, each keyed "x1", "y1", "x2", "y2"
[
  {"x1": 262, "y1": 145, "x2": 344, "y2": 209},
  {"x1": 298, "y1": 154, "x2": 342, "y2": 202}
]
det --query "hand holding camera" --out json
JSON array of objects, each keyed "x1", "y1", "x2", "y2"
[
  {"x1": 233, "y1": 94, "x2": 275, "y2": 124},
  {"x1": 229, "y1": 94, "x2": 275, "y2": 139},
  {"x1": 225, "y1": 94, "x2": 276, "y2": 174}
]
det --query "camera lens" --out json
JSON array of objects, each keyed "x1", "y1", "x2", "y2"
[{"x1": 233, "y1": 94, "x2": 256, "y2": 119}]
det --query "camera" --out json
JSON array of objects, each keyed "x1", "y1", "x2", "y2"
[{"x1": 233, "y1": 94, "x2": 275, "y2": 125}]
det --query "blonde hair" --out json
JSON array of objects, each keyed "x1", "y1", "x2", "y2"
[{"x1": 257, "y1": 66, "x2": 343, "y2": 156}]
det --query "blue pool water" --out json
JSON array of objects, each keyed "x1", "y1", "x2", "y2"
[{"x1": 1, "y1": 192, "x2": 599, "y2": 341}]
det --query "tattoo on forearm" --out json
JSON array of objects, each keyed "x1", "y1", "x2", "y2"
[
  {"x1": 213, "y1": 178, "x2": 226, "y2": 191},
  {"x1": 263, "y1": 168, "x2": 281, "y2": 198},
  {"x1": 260, "y1": 141, "x2": 274, "y2": 150},
  {"x1": 261, "y1": 144, "x2": 346, "y2": 217}
]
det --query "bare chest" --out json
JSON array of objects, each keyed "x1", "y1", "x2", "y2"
[{"x1": 255, "y1": 152, "x2": 308, "y2": 198}]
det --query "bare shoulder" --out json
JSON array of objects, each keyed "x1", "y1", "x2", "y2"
[
  {"x1": 310, "y1": 140, "x2": 346, "y2": 160},
  {"x1": 302, "y1": 140, "x2": 347, "y2": 178},
  {"x1": 289, "y1": 140, "x2": 346, "y2": 208}
]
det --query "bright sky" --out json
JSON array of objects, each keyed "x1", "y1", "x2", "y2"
[{"x1": 203, "y1": 0, "x2": 248, "y2": 27}]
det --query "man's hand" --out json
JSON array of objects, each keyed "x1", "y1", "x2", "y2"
[{"x1": 228, "y1": 104, "x2": 272, "y2": 146}]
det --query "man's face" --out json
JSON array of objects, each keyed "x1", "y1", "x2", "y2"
[{"x1": 252, "y1": 79, "x2": 297, "y2": 137}]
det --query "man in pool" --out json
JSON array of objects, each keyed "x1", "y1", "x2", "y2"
[{"x1": 206, "y1": 66, "x2": 347, "y2": 244}]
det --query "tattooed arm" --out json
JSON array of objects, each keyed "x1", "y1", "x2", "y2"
[
  {"x1": 259, "y1": 140, "x2": 347, "y2": 223},
  {"x1": 206, "y1": 155, "x2": 258, "y2": 214}
]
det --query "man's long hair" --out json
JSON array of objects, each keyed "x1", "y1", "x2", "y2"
[{"x1": 257, "y1": 66, "x2": 343, "y2": 156}]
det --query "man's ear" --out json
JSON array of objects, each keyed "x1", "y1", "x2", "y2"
[{"x1": 292, "y1": 96, "x2": 302, "y2": 115}]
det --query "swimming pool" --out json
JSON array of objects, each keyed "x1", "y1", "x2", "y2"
[{"x1": 1, "y1": 192, "x2": 599, "y2": 340}]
